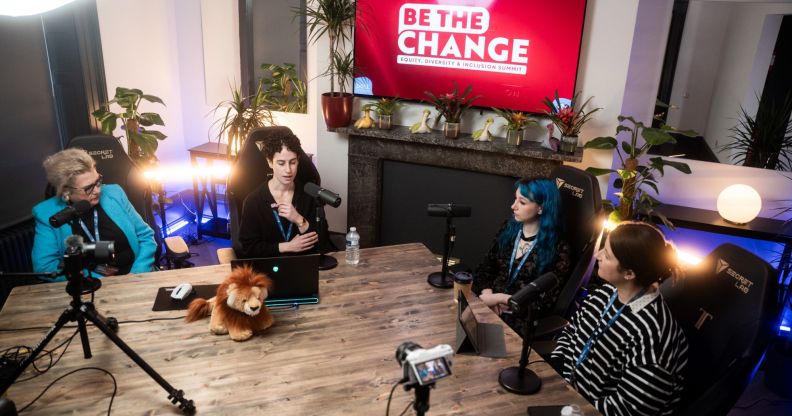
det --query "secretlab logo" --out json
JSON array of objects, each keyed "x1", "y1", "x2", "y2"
[
  {"x1": 87, "y1": 149, "x2": 114, "y2": 160},
  {"x1": 555, "y1": 178, "x2": 584, "y2": 199},
  {"x1": 396, "y1": 3, "x2": 529, "y2": 75},
  {"x1": 716, "y1": 258, "x2": 753, "y2": 295}
]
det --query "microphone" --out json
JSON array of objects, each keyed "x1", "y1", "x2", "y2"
[
  {"x1": 508, "y1": 272, "x2": 558, "y2": 315},
  {"x1": 427, "y1": 203, "x2": 471, "y2": 218},
  {"x1": 49, "y1": 200, "x2": 92, "y2": 227},
  {"x1": 304, "y1": 182, "x2": 342, "y2": 208}
]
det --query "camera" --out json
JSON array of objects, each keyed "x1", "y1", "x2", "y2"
[
  {"x1": 427, "y1": 203, "x2": 471, "y2": 218},
  {"x1": 65, "y1": 235, "x2": 115, "y2": 264},
  {"x1": 395, "y1": 342, "x2": 454, "y2": 386}
]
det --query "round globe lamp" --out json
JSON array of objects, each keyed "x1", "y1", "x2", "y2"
[{"x1": 716, "y1": 184, "x2": 762, "y2": 225}]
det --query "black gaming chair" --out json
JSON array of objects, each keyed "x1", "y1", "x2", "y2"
[
  {"x1": 661, "y1": 243, "x2": 779, "y2": 415},
  {"x1": 226, "y1": 126, "x2": 322, "y2": 258},
  {"x1": 63, "y1": 135, "x2": 164, "y2": 265}
]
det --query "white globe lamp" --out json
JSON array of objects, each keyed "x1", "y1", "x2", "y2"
[{"x1": 716, "y1": 184, "x2": 762, "y2": 225}]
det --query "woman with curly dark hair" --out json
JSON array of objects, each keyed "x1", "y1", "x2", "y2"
[{"x1": 238, "y1": 130, "x2": 320, "y2": 258}]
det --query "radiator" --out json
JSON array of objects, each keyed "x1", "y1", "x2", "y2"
[{"x1": 0, "y1": 218, "x2": 36, "y2": 308}]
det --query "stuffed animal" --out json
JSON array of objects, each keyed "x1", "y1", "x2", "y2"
[{"x1": 185, "y1": 266, "x2": 274, "y2": 341}]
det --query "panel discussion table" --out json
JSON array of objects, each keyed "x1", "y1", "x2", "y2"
[{"x1": 0, "y1": 244, "x2": 596, "y2": 415}]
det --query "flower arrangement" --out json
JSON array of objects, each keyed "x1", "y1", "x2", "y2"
[
  {"x1": 493, "y1": 108, "x2": 537, "y2": 131},
  {"x1": 543, "y1": 91, "x2": 600, "y2": 137},
  {"x1": 424, "y1": 83, "x2": 480, "y2": 123},
  {"x1": 370, "y1": 97, "x2": 403, "y2": 116}
]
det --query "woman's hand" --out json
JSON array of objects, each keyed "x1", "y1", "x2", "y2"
[
  {"x1": 273, "y1": 203, "x2": 304, "y2": 226},
  {"x1": 279, "y1": 232, "x2": 318, "y2": 253},
  {"x1": 479, "y1": 292, "x2": 512, "y2": 315}
]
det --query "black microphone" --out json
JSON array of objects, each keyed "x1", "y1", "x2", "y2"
[
  {"x1": 427, "y1": 203, "x2": 472, "y2": 218},
  {"x1": 49, "y1": 200, "x2": 92, "y2": 227},
  {"x1": 304, "y1": 182, "x2": 342, "y2": 208},
  {"x1": 508, "y1": 272, "x2": 558, "y2": 315}
]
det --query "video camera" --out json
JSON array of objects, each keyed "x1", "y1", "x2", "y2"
[
  {"x1": 395, "y1": 342, "x2": 454, "y2": 386},
  {"x1": 64, "y1": 235, "x2": 115, "y2": 265}
]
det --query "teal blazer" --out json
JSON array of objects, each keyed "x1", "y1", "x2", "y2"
[{"x1": 32, "y1": 184, "x2": 156, "y2": 280}]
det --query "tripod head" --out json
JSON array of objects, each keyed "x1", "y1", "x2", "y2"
[{"x1": 62, "y1": 235, "x2": 114, "y2": 297}]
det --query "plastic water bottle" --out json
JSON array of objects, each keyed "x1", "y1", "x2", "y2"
[
  {"x1": 345, "y1": 226, "x2": 360, "y2": 265},
  {"x1": 560, "y1": 405, "x2": 583, "y2": 416}
]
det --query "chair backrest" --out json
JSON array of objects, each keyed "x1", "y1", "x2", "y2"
[
  {"x1": 660, "y1": 243, "x2": 778, "y2": 416},
  {"x1": 66, "y1": 135, "x2": 163, "y2": 264},
  {"x1": 548, "y1": 165, "x2": 604, "y2": 317},
  {"x1": 226, "y1": 126, "x2": 320, "y2": 255}
]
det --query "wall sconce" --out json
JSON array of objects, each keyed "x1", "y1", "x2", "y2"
[{"x1": 716, "y1": 184, "x2": 762, "y2": 225}]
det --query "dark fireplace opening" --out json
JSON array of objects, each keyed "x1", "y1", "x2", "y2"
[{"x1": 380, "y1": 160, "x2": 518, "y2": 270}]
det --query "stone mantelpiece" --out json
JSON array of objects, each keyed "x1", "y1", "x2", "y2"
[{"x1": 338, "y1": 125, "x2": 583, "y2": 247}]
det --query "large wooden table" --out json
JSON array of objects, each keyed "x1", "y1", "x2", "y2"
[{"x1": 0, "y1": 244, "x2": 596, "y2": 415}]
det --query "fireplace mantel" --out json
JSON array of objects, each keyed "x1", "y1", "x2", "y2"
[{"x1": 338, "y1": 125, "x2": 582, "y2": 247}]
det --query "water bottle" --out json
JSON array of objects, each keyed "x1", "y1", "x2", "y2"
[
  {"x1": 560, "y1": 405, "x2": 583, "y2": 416},
  {"x1": 345, "y1": 226, "x2": 360, "y2": 265}
]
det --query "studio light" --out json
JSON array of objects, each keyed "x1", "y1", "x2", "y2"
[{"x1": 716, "y1": 184, "x2": 762, "y2": 225}]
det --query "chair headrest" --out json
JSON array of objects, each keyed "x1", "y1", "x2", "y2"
[
  {"x1": 550, "y1": 166, "x2": 603, "y2": 253},
  {"x1": 661, "y1": 243, "x2": 777, "y2": 391}
]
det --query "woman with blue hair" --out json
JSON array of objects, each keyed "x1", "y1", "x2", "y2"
[{"x1": 473, "y1": 177, "x2": 570, "y2": 333}]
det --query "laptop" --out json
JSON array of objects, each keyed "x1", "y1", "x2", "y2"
[{"x1": 231, "y1": 254, "x2": 320, "y2": 306}]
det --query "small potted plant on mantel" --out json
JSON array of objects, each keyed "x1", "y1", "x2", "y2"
[
  {"x1": 424, "y1": 83, "x2": 481, "y2": 139},
  {"x1": 544, "y1": 91, "x2": 600, "y2": 154},
  {"x1": 370, "y1": 97, "x2": 403, "y2": 129},
  {"x1": 493, "y1": 108, "x2": 537, "y2": 146}
]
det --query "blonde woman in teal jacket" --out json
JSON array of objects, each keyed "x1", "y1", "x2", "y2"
[{"x1": 32, "y1": 149, "x2": 156, "y2": 280}]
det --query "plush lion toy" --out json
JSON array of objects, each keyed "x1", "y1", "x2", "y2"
[{"x1": 185, "y1": 265, "x2": 274, "y2": 341}]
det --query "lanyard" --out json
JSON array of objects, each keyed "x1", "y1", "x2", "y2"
[
  {"x1": 574, "y1": 288, "x2": 648, "y2": 368},
  {"x1": 506, "y1": 232, "x2": 535, "y2": 291},
  {"x1": 79, "y1": 209, "x2": 99, "y2": 243},
  {"x1": 272, "y1": 209, "x2": 293, "y2": 241}
]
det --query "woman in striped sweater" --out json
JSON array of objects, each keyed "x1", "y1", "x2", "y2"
[{"x1": 550, "y1": 222, "x2": 688, "y2": 415}]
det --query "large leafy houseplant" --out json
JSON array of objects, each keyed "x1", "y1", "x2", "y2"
[
  {"x1": 210, "y1": 82, "x2": 274, "y2": 157},
  {"x1": 259, "y1": 62, "x2": 307, "y2": 113},
  {"x1": 721, "y1": 94, "x2": 792, "y2": 171},
  {"x1": 584, "y1": 113, "x2": 697, "y2": 228},
  {"x1": 92, "y1": 87, "x2": 166, "y2": 163}
]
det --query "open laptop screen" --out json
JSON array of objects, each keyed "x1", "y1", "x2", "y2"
[{"x1": 231, "y1": 254, "x2": 320, "y2": 305}]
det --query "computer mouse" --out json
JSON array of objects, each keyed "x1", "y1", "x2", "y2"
[{"x1": 171, "y1": 283, "x2": 193, "y2": 300}]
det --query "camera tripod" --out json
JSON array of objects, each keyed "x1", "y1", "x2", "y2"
[
  {"x1": 403, "y1": 381, "x2": 433, "y2": 416},
  {"x1": 0, "y1": 240, "x2": 195, "y2": 413}
]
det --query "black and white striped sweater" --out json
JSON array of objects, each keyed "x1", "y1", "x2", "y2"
[{"x1": 550, "y1": 284, "x2": 688, "y2": 416}]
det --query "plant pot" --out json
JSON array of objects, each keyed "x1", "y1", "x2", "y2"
[
  {"x1": 560, "y1": 135, "x2": 578, "y2": 154},
  {"x1": 321, "y1": 92, "x2": 354, "y2": 129},
  {"x1": 506, "y1": 129, "x2": 524, "y2": 146},
  {"x1": 378, "y1": 114, "x2": 392, "y2": 130},
  {"x1": 443, "y1": 122, "x2": 460, "y2": 139}
]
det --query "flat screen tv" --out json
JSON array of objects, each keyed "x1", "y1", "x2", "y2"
[{"x1": 354, "y1": 0, "x2": 587, "y2": 113}]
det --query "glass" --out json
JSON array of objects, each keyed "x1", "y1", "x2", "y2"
[
  {"x1": 443, "y1": 122, "x2": 460, "y2": 139},
  {"x1": 560, "y1": 135, "x2": 578, "y2": 154},
  {"x1": 506, "y1": 129, "x2": 524, "y2": 146},
  {"x1": 69, "y1": 174, "x2": 103, "y2": 195}
]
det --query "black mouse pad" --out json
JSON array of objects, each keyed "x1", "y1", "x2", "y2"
[{"x1": 152, "y1": 284, "x2": 219, "y2": 311}]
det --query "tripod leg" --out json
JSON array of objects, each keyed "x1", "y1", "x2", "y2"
[
  {"x1": 0, "y1": 307, "x2": 77, "y2": 396},
  {"x1": 80, "y1": 305, "x2": 196, "y2": 414},
  {"x1": 75, "y1": 313, "x2": 93, "y2": 359}
]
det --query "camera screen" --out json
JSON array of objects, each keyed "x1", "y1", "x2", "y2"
[{"x1": 411, "y1": 357, "x2": 451, "y2": 385}]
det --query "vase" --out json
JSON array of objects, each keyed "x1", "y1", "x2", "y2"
[
  {"x1": 506, "y1": 129, "x2": 524, "y2": 146},
  {"x1": 560, "y1": 135, "x2": 578, "y2": 154},
  {"x1": 378, "y1": 114, "x2": 392, "y2": 129},
  {"x1": 443, "y1": 122, "x2": 460, "y2": 139}
]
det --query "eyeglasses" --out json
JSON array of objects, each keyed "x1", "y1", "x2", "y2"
[{"x1": 68, "y1": 174, "x2": 103, "y2": 195}]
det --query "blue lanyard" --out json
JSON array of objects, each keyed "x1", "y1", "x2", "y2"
[
  {"x1": 506, "y1": 232, "x2": 535, "y2": 291},
  {"x1": 272, "y1": 209, "x2": 293, "y2": 241},
  {"x1": 79, "y1": 209, "x2": 99, "y2": 243},
  {"x1": 574, "y1": 288, "x2": 647, "y2": 368}
]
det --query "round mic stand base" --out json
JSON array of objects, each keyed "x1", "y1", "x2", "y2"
[
  {"x1": 498, "y1": 366, "x2": 541, "y2": 395},
  {"x1": 318, "y1": 254, "x2": 338, "y2": 270},
  {"x1": 427, "y1": 272, "x2": 454, "y2": 289}
]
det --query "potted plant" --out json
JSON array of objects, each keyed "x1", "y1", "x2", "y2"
[
  {"x1": 584, "y1": 113, "x2": 697, "y2": 227},
  {"x1": 424, "y1": 83, "x2": 481, "y2": 139},
  {"x1": 299, "y1": 0, "x2": 358, "y2": 128},
  {"x1": 92, "y1": 87, "x2": 167, "y2": 164},
  {"x1": 259, "y1": 62, "x2": 308, "y2": 113},
  {"x1": 543, "y1": 91, "x2": 600, "y2": 154},
  {"x1": 494, "y1": 108, "x2": 537, "y2": 146},
  {"x1": 210, "y1": 82, "x2": 274, "y2": 157},
  {"x1": 370, "y1": 97, "x2": 403, "y2": 129},
  {"x1": 721, "y1": 94, "x2": 792, "y2": 171}
]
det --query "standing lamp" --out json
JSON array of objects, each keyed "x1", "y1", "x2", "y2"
[{"x1": 716, "y1": 184, "x2": 762, "y2": 225}]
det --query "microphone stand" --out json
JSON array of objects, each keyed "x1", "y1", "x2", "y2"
[
  {"x1": 313, "y1": 198, "x2": 338, "y2": 271},
  {"x1": 427, "y1": 215, "x2": 455, "y2": 289},
  {"x1": 498, "y1": 304, "x2": 542, "y2": 394}
]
